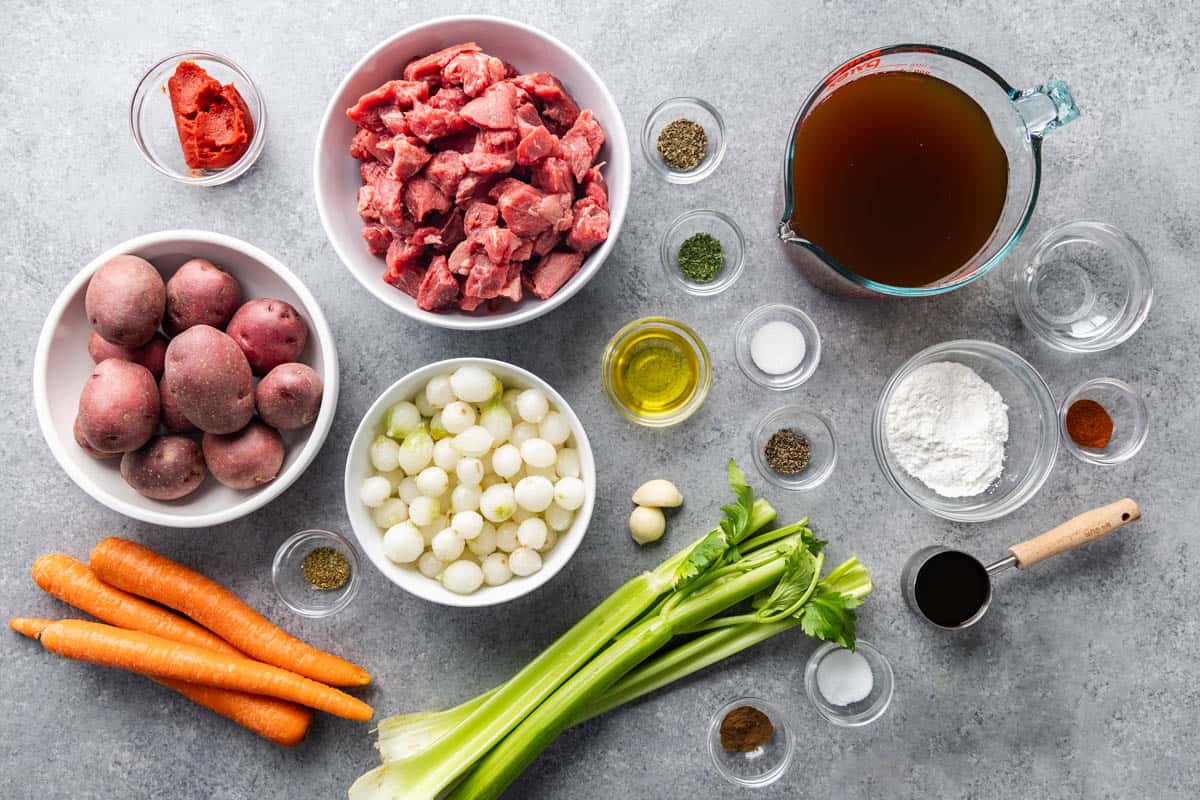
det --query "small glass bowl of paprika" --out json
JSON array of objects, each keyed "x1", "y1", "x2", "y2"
[
  {"x1": 1059, "y1": 377, "x2": 1149, "y2": 465},
  {"x1": 130, "y1": 51, "x2": 266, "y2": 186}
]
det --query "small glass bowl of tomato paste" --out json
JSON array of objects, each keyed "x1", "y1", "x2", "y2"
[{"x1": 131, "y1": 51, "x2": 266, "y2": 186}]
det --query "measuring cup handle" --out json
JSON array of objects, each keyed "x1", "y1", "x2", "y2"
[
  {"x1": 1009, "y1": 498, "x2": 1141, "y2": 568},
  {"x1": 1014, "y1": 80, "x2": 1080, "y2": 139}
]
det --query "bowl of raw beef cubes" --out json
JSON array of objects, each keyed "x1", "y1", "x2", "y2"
[{"x1": 314, "y1": 16, "x2": 631, "y2": 330}]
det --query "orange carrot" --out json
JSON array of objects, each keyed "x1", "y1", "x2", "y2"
[
  {"x1": 90, "y1": 537, "x2": 369, "y2": 687},
  {"x1": 10, "y1": 617, "x2": 313, "y2": 745},
  {"x1": 33, "y1": 619, "x2": 373, "y2": 721},
  {"x1": 32, "y1": 554, "x2": 241, "y2": 656}
]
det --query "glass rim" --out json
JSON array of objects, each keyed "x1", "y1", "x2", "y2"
[{"x1": 779, "y1": 43, "x2": 1040, "y2": 297}]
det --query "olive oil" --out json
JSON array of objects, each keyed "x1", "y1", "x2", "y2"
[{"x1": 607, "y1": 323, "x2": 704, "y2": 419}]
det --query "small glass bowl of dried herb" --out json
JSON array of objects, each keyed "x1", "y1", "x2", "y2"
[
  {"x1": 641, "y1": 97, "x2": 726, "y2": 184},
  {"x1": 272, "y1": 529, "x2": 361, "y2": 618},
  {"x1": 1058, "y1": 377, "x2": 1149, "y2": 465},
  {"x1": 660, "y1": 209, "x2": 745, "y2": 296},
  {"x1": 706, "y1": 697, "x2": 794, "y2": 787},
  {"x1": 752, "y1": 406, "x2": 838, "y2": 491}
]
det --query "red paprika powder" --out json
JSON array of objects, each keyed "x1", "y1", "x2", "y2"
[
  {"x1": 167, "y1": 61, "x2": 254, "y2": 171},
  {"x1": 1065, "y1": 399, "x2": 1114, "y2": 449}
]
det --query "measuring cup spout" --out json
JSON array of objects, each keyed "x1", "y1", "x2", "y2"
[{"x1": 1014, "y1": 80, "x2": 1080, "y2": 139}]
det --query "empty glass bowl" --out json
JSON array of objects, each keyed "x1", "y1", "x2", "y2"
[
  {"x1": 752, "y1": 406, "x2": 837, "y2": 491},
  {"x1": 735, "y1": 304, "x2": 821, "y2": 389},
  {"x1": 130, "y1": 51, "x2": 266, "y2": 185},
  {"x1": 272, "y1": 529, "x2": 360, "y2": 618},
  {"x1": 804, "y1": 640, "x2": 894, "y2": 727},
  {"x1": 872, "y1": 340, "x2": 1059, "y2": 522},
  {"x1": 1012, "y1": 221, "x2": 1153, "y2": 352},
  {"x1": 641, "y1": 97, "x2": 726, "y2": 183},
  {"x1": 707, "y1": 697, "x2": 794, "y2": 788},
  {"x1": 660, "y1": 210, "x2": 745, "y2": 296},
  {"x1": 1059, "y1": 377, "x2": 1149, "y2": 465}
]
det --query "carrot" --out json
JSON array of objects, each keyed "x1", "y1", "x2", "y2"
[
  {"x1": 10, "y1": 617, "x2": 313, "y2": 745},
  {"x1": 32, "y1": 554, "x2": 241, "y2": 656},
  {"x1": 34, "y1": 619, "x2": 372, "y2": 721},
  {"x1": 90, "y1": 537, "x2": 370, "y2": 687}
]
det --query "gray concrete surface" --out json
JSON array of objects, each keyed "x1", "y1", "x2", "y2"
[{"x1": 3, "y1": 1, "x2": 1199, "y2": 798}]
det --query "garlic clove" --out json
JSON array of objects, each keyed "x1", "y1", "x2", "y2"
[
  {"x1": 629, "y1": 505, "x2": 666, "y2": 545},
  {"x1": 631, "y1": 479, "x2": 683, "y2": 509}
]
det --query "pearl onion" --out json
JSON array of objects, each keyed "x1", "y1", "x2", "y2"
[
  {"x1": 397, "y1": 477, "x2": 421, "y2": 503},
  {"x1": 502, "y1": 388, "x2": 523, "y2": 417},
  {"x1": 508, "y1": 547, "x2": 543, "y2": 576},
  {"x1": 538, "y1": 412, "x2": 570, "y2": 446},
  {"x1": 517, "y1": 518, "x2": 549, "y2": 550},
  {"x1": 432, "y1": 438, "x2": 461, "y2": 471},
  {"x1": 450, "y1": 365, "x2": 500, "y2": 403},
  {"x1": 556, "y1": 448, "x2": 581, "y2": 479},
  {"x1": 520, "y1": 438, "x2": 557, "y2": 469},
  {"x1": 468, "y1": 523, "x2": 497, "y2": 556},
  {"x1": 479, "y1": 483, "x2": 515, "y2": 522},
  {"x1": 441, "y1": 401, "x2": 476, "y2": 435},
  {"x1": 451, "y1": 484, "x2": 481, "y2": 512},
  {"x1": 453, "y1": 425, "x2": 494, "y2": 457},
  {"x1": 441, "y1": 560, "x2": 484, "y2": 594},
  {"x1": 372, "y1": 497, "x2": 409, "y2": 529},
  {"x1": 491, "y1": 444, "x2": 523, "y2": 478},
  {"x1": 554, "y1": 477, "x2": 585, "y2": 511},
  {"x1": 382, "y1": 522, "x2": 424, "y2": 564},
  {"x1": 432, "y1": 528, "x2": 465, "y2": 561},
  {"x1": 425, "y1": 375, "x2": 454, "y2": 408},
  {"x1": 510, "y1": 421, "x2": 539, "y2": 448},
  {"x1": 544, "y1": 503, "x2": 574, "y2": 532},
  {"x1": 416, "y1": 466, "x2": 449, "y2": 498},
  {"x1": 516, "y1": 388, "x2": 549, "y2": 423},
  {"x1": 359, "y1": 476, "x2": 392, "y2": 508},
  {"x1": 514, "y1": 476, "x2": 555, "y2": 512},
  {"x1": 369, "y1": 436, "x2": 401, "y2": 472},
  {"x1": 417, "y1": 551, "x2": 443, "y2": 578},
  {"x1": 451, "y1": 510, "x2": 484, "y2": 540},
  {"x1": 408, "y1": 495, "x2": 440, "y2": 527},
  {"x1": 481, "y1": 553, "x2": 512, "y2": 586},
  {"x1": 495, "y1": 522, "x2": 519, "y2": 553},
  {"x1": 455, "y1": 457, "x2": 484, "y2": 487}
]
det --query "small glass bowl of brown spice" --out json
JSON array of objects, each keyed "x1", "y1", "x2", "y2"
[
  {"x1": 752, "y1": 406, "x2": 838, "y2": 491},
  {"x1": 1059, "y1": 377, "x2": 1148, "y2": 465},
  {"x1": 641, "y1": 97, "x2": 726, "y2": 184},
  {"x1": 272, "y1": 529, "x2": 361, "y2": 618},
  {"x1": 707, "y1": 697, "x2": 794, "y2": 787}
]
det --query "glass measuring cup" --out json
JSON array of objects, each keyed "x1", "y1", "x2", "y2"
[{"x1": 779, "y1": 44, "x2": 1079, "y2": 297}]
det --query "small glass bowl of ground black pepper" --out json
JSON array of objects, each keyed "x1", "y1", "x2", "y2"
[
  {"x1": 1059, "y1": 377, "x2": 1149, "y2": 465},
  {"x1": 752, "y1": 406, "x2": 837, "y2": 491},
  {"x1": 642, "y1": 97, "x2": 727, "y2": 183},
  {"x1": 272, "y1": 529, "x2": 361, "y2": 618},
  {"x1": 660, "y1": 210, "x2": 745, "y2": 296},
  {"x1": 707, "y1": 697, "x2": 794, "y2": 788}
]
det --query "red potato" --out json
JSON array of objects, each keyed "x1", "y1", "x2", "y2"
[
  {"x1": 255, "y1": 363, "x2": 323, "y2": 430},
  {"x1": 88, "y1": 331, "x2": 168, "y2": 379},
  {"x1": 202, "y1": 421, "x2": 285, "y2": 490},
  {"x1": 158, "y1": 376, "x2": 196, "y2": 433},
  {"x1": 120, "y1": 436, "x2": 207, "y2": 500},
  {"x1": 74, "y1": 414, "x2": 120, "y2": 460},
  {"x1": 226, "y1": 299, "x2": 308, "y2": 375},
  {"x1": 164, "y1": 325, "x2": 255, "y2": 435},
  {"x1": 85, "y1": 255, "x2": 166, "y2": 347},
  {"x1": 77, "y1": 359, "x2": 160, "y2": 453},
  {"x1": 164, "y1": 258, "x2": 243, "y2": 336}
]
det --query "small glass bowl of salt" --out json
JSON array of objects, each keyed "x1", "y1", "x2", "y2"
[
  {"x1": 804, "y1": 640, "x2": 893, "y2": 727},
  {"x1": 735, "y1": 304, "x2": 821, "y2": 390}
]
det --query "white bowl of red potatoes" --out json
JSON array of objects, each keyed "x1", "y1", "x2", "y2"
[{"x1": 34, "y1": 230, "x2": 338, "y2": 528}]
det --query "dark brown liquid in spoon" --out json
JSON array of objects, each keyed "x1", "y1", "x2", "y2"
[{"x1": 914, "y1": 551, "x2": 990, "y2": 627}]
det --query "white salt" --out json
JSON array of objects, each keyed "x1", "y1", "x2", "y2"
[
  {"x1": 750, "y1": 320, "x2": 806, "y2": 375},
  {"x1": 816, "y1": 647, "x2": 872, "y2": 706}
]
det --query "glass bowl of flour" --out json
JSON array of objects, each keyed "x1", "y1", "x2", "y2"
[{"x1": 872, "y1": 340, "x2": 1058, "y2": 522}]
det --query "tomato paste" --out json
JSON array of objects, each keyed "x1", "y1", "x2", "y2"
[{"x1": 167, "y1": 61, "x2": 254, "y2": 170}]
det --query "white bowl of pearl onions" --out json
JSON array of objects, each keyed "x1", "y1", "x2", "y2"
[{"x1": 344, "y1": 358, "x2": 595, "y2": 607}]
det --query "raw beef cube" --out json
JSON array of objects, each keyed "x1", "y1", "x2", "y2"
[
  {"x1": 383, "y1": 216, "x2": 416, "y2": 240},
  {"x1": 387, "y1": 135, "x2": 432, "y2": 179},
  {"x1": 403, "y1": 177, "x2": 451, "y2": 221},
  {"x1": 567, "y1": 197, "x2": 609, "y2": 254},
  {"x1": 435, "y1": 210, "x2": 466, "y2": 253},
  {"x1": 410, "y1": 226, "x2": 443, "y2": 248},
  {"x1": 531, "y1": 157, "x2": 574, "y2": 194},
  {"x1": 379, "y1": 107, "x2": 409, "y2": 135},
  {"x1": 527, "y1": 251, "x2": 584, "y2": 299},
  {"x1": 517, "y1": 125, "x2": 559, "y2": 165},
  {"x1": 549, "y1": 194, "x2": 575, "y2": 232},
  {"x1": 416, "y1": 255, "x2": 460, "y2": 311},
  {"x1": 361, "y1": 223, "x2": 393, "y2": 255},
  {"x1": 346, "y1": 80, "x2": 430, "y2": 125},
  {"x1": 532, "y1": 229, "x2": 561, "y2": 257},
  {"x1": 406, "y1": 101, "x2": 470, "y2": 143},
  {"x1": 512, "y1": 73, "x2": 580, "y2": 132},
  {"x1": 496, "y1": 183, "x2": 553, "y2": 237},
  {"x1": 448, "y1": 240, "x2": 473, "y2": 275},
  {"x1": 455, "y1": 173, "x2": 496, "y2": 206},
  {"x1": 459, "y1": 292, "x2": 488, "y2": 311},
  {"x1": 461, "y1": 82, "x2": 518, "y2": 129},
  {"x1": 429, "y1": 86, "x2": 469, "y2": 111},
  {"x1": 403, "y1": 42, "x2": 481, "y2": 83},
  {"x1": 443, "y1": 51, "x2": 507, "y2": 97},
  {"x1": 478, "y1": 226, "x2": 523, "y2": 264},
  {"x1": 497, "y1": 268, "x2": 523, "y2": 302},
  {"x1": 462, "y1": 150, "x2": 515, "y2": 175},
  {"x1": 464, "y1": 252, "x2": 510, "y2": 300},
  {"x1": 350, "y1": 128, "x2": 380, "y2": 161},
  {"x1": 384, "y1": 239, "x2": 428, "y2": 298},
  {"x1": 511, "y1": 236, "x2": 534, "y2": 262},
  {"x1": 361, "y1": 162, "x2": 404, "y2": 220},
  {"x1": 559, "y1": 110, "x2": 604, "y2": 181},
  {"x1": 464, "y1": 202, "x2": 499, "y2": 236},
  {"x1": 582, "y1": 163, "x2": 608, "y2": 211},
  {"x1": 424, "y1": 151, "x2": 466, "y2": 198},
  {"x1": 514, "y1": 103, "x2": 544, "y2": 138},
  {"x1": 357, "y1": 185, "x2": 379, "y2": 221},
  {"x1": 488, "y1": 177, "x2": 528, "y2": 202}
]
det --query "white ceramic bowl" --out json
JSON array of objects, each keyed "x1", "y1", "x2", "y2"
[
  {"x1": 33, "y1": 230, "x2": 339, "y2": 528},
  {"x1": 345, "y1": 358, "x2": 595, "y2": 607},
  {"x1": 314, "y1": 15, "x2": 631, "y2": 331}
]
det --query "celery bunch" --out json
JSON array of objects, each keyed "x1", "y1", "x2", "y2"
[{"x1": 351, "y1": 462, "x2": 872, "y2": 800}]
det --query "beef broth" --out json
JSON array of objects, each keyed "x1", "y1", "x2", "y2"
[{"x1": 789, "y1": 71, "x2": 1008, "y2": 288}]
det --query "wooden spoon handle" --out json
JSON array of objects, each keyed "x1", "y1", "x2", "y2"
[{"x1": 1009, "y1": 498, "x2": 1141, "y2": 569}]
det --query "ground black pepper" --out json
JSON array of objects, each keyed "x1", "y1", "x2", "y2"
[
  {"x1": 764, "y1": 429, "x2": 811, "y2": 474},
  {"x1": 302, "y1": 547, "x2": 351, "y2": 590}
]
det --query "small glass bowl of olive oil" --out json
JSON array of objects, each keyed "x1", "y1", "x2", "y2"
[{"x1": 602, "y1": 317, "x2": 711, "y2": 427}]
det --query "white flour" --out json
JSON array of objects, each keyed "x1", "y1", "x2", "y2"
[{"x1": 884, "y1": 361, "x2": 1009, "y2": 498}]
